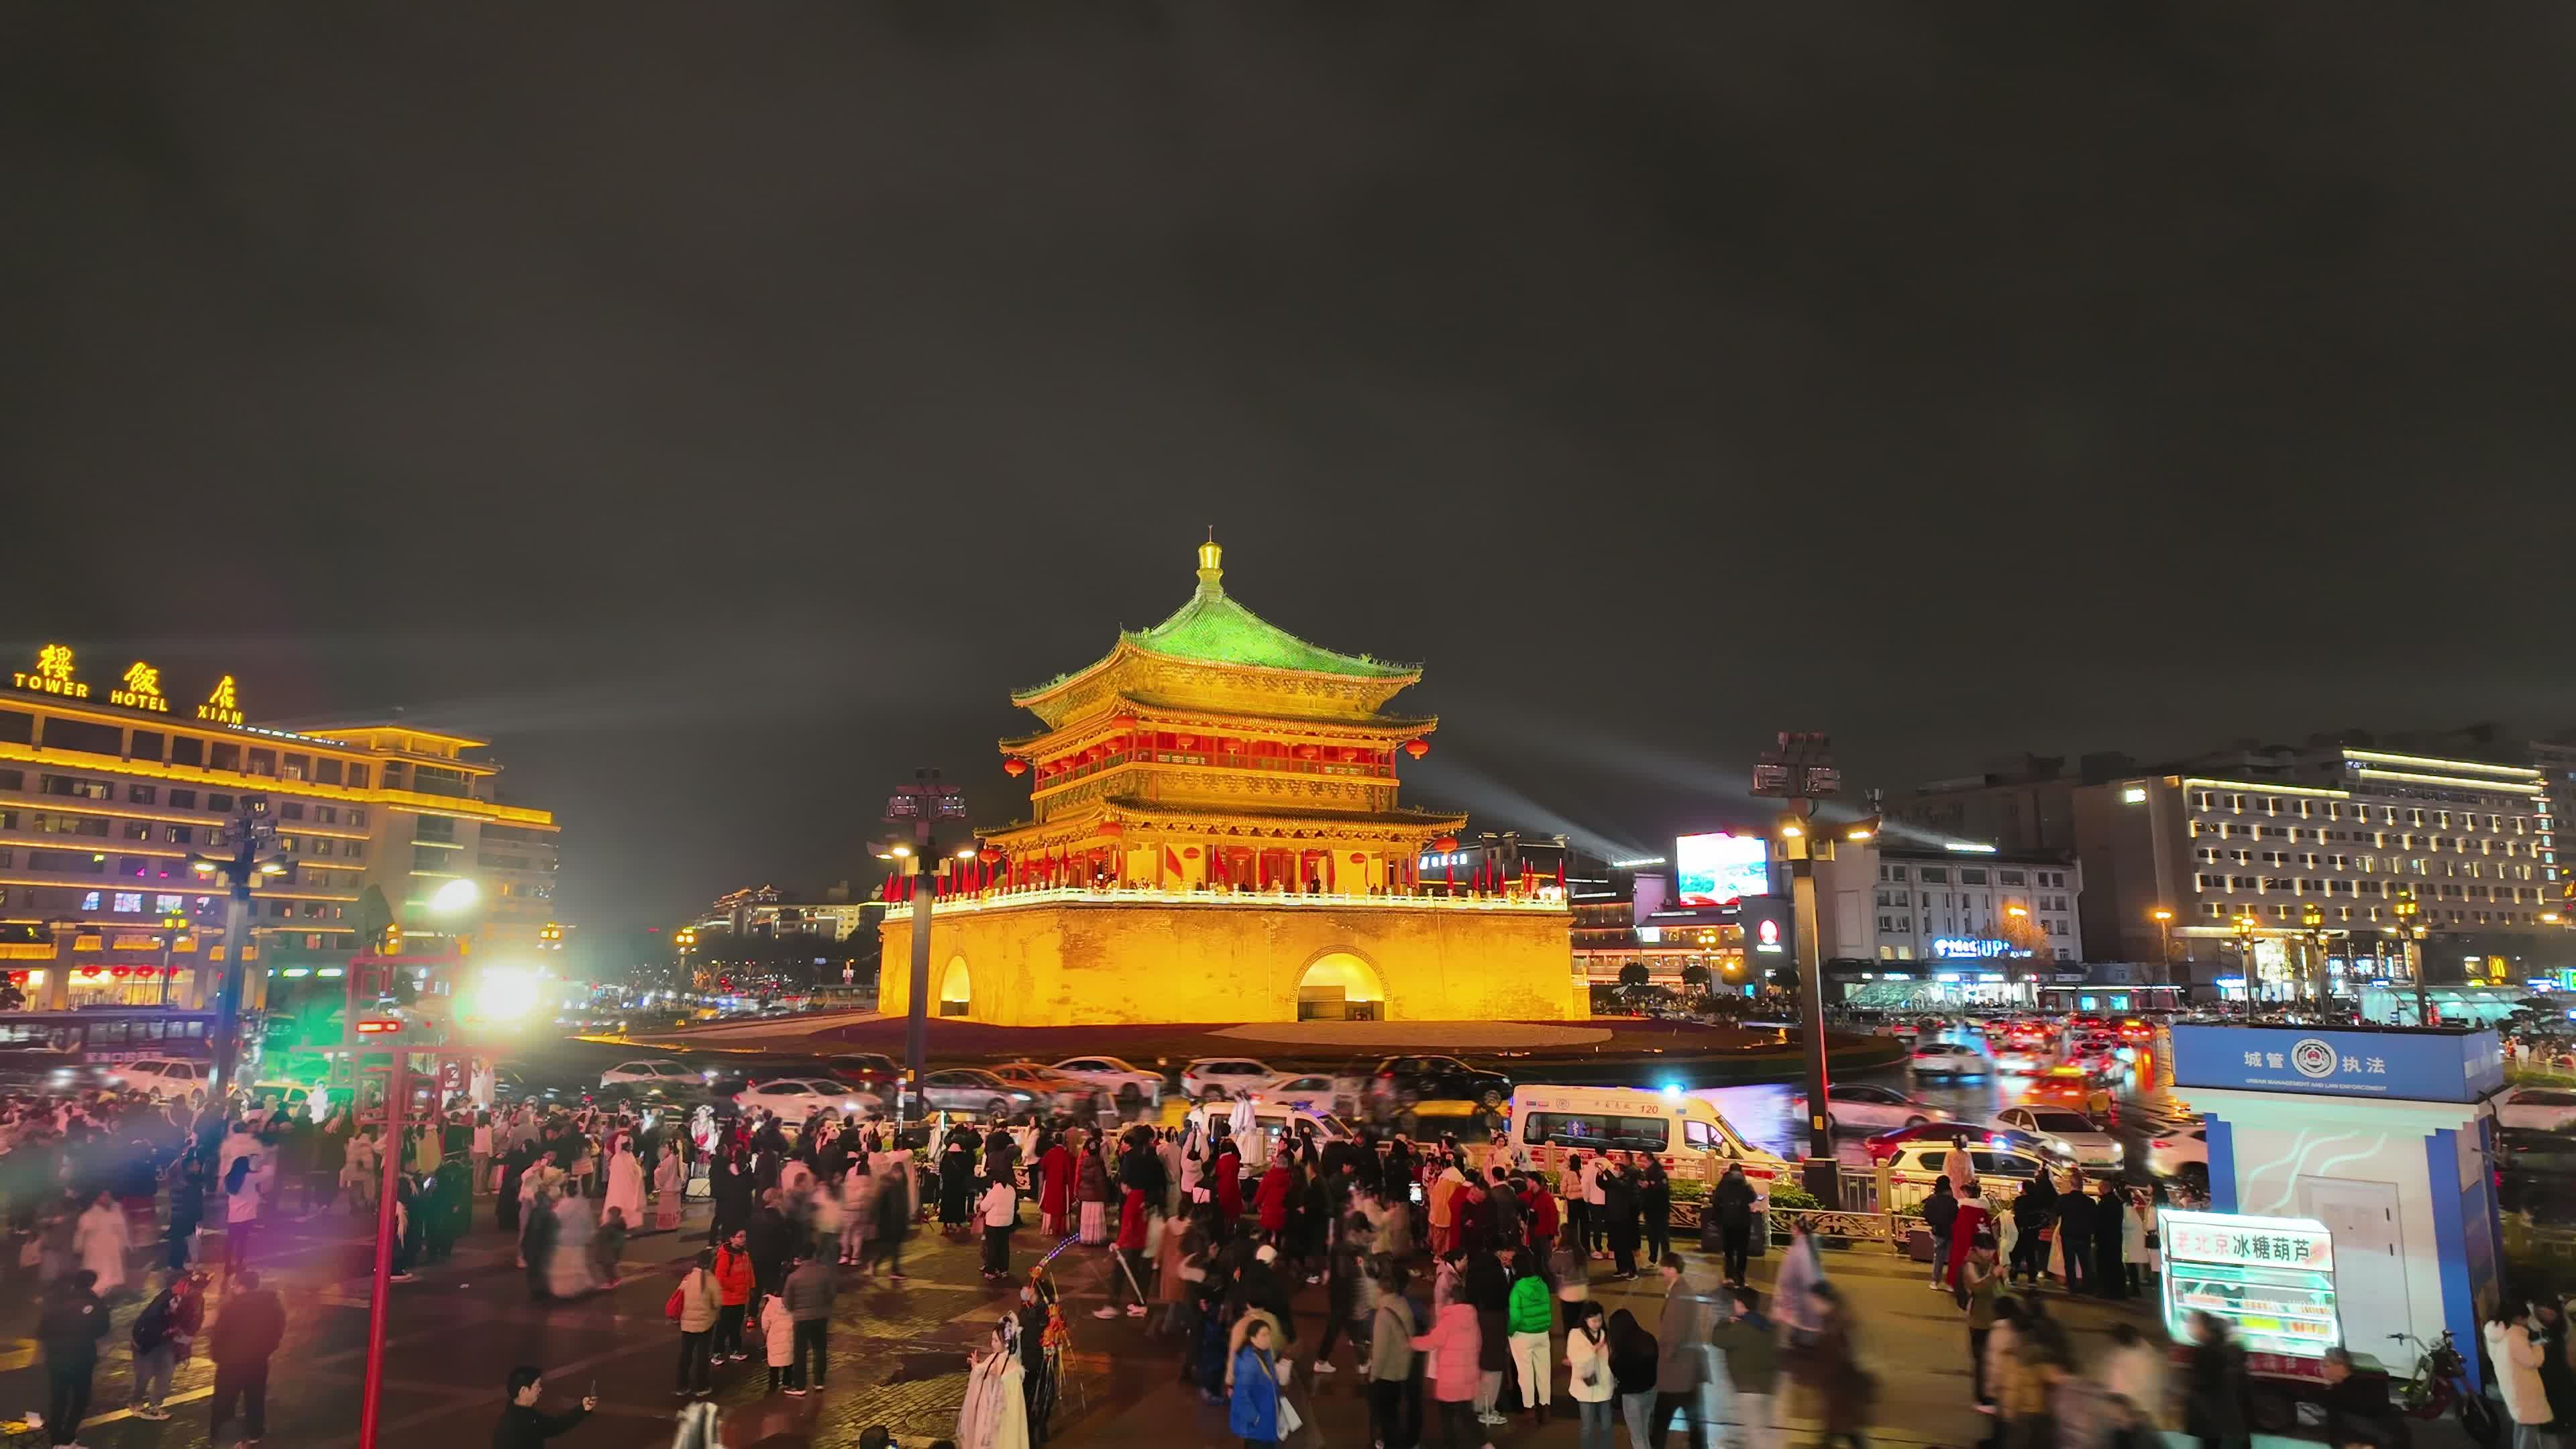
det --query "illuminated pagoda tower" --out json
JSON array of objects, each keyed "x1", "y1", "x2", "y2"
[{"x1": 877, "y1": 537, "x2": 1577, "y2": 1025}]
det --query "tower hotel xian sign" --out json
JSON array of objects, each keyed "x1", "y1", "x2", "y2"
[{"x1": 11, "y1": 644, "x2": 244, "y2": 725}]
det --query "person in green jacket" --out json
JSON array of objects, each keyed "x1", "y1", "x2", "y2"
[
  {"x1": 1507, "y1": 1249, "x2": 1557, "y2": 1425},
  {"x1": 1709, "y1": 1286, "x2": 1781, "y2": 1449}
]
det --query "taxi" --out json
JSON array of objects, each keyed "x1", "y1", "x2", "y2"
[{"x1": 2019, "y1": 1065, "x2": 2096, "y2": 1108}]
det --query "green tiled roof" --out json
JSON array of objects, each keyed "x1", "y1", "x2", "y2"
[{"x1": 1124, "y1": 580, "x2": 1416, "y2": 678}]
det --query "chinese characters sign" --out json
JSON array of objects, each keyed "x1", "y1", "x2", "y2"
[
  {"x1": 11, "y1": 645, "x2": 244, "y2": 725},
  {"x1": 2170, "y1": 1025, "x2": 2506, "y2": 1103},
  {"x1": 2160, "y1": 1209, "x2": 2340, "y2": 1358},
  {"x1": 13, "y1": 643, "x2": 89, "y2": 700}
]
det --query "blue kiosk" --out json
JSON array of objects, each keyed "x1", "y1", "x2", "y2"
[{"x1": 2169, "y1": 1024, "x2": 2508, "y2": 1383}]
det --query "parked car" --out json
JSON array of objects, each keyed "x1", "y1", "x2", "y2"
[
  {"x1": 1367, "y1": 1055, "x2": 1513, "y2": 1108},
  {"x1": 733, "y1": 1077, "x2": 883, "y2": 1120},
  {"x1": 1048, "y1": 1056, "x2": 1167, "y2": 1108},
  {"x1": 2145, "y1": 1124, "x2": 2208, "y2": 1187},
  {"x1": 1263, "y1": 1073, "x2": 1358, "y2": 1117},
  {"x1": 918, "y1": 1067, "x2": 1037, "y2": 1118},
  {"x1": 1181, "y1": 1057, "x2": 1281, "y2": 1102},
  {"x1": 1790, "y1": 1083, "x2": 1951, "y2": 1134},
  {"x1": 2498, "y1": 1128, "x2": 2576, "y2": 1224},
  {"x1": 1990, "y1": 1105, "x2": 2123, "y2": 1169},
  {"x1": 1864, "y1": 1121, "x2": 2069, "y2": 1166},
  {"x1": 108, "y1": 1058, "x2": 212, "y2": 1103},
  {"x1": 600, "y1": 1059, "x2": 700, "y2": 1089},
  {"x1": 2496, "y1": 1085, "x2": 2576, "y2": 1134},
  {"x1": 1910, "y1": 1041, "x2": 1990, "y2": 1077}
]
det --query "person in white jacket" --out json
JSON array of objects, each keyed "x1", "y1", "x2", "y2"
[
  {"x1": 2486, "y1": 1310, "x2": 2555, "y2": 1449},
  {"x1": 1564, "y1": 1299, "x2": 1617, "y2": 1449},
  {"x1": 759, "y1": 1291, "x2": 799, "y2": 1394}
]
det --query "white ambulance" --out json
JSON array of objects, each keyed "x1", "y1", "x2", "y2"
[{"x1": 1502, "y1": 1085, "x2": 1793, "y2": 1201}]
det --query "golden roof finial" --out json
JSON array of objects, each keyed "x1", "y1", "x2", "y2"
[{"x1": 1196, "y1": 529, "x2": 1223, "y2": 590}]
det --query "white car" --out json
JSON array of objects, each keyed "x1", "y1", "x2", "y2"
[
  {"x1": 1186, "y1": 1100, "x2": 1352, "y2": 1148},
  {"x1": 2496, "y1": 1085, "x2": 2576, "y2": 1133},
  {"x1": 1910, "y1": 1042, "x2": 1990, "y2": 1077},
  {"x1": 1992, "y1": 1046, "x2": 2049, "y2": 1076},
  {"x1": 1990, "y1": 1106, "x2": 2123, "y2": 1169},
  {"x1": 2146, "y1": 1125, "x2": 2209, "y2": 1184},
  {"x1": 111, "y1": 1058, "x2": 210, "y2": 1103},
  {"x1": 600, "y1": 1059, "x2": 701, "y2": 1089},
  {"x1": 1790, "y1": 1083, "x2": 1951, "y2": 1134},
  {"x1": 1263, "y1": 1073, "x2": 1358, "y2": 1117},
  {"x1": 1049, "y1": 1056, "x2": 1167, "y2": 1108},
  {"x1": 1882, "y1": 1140, "x2": 2055, "y2": 1210},
  {"x1": 734, "y1": 1077, "x2": 883, "y2": 1120},
  {"x1": 1181, "y1": 1057, "x2": 1281, "y2": 1102}
]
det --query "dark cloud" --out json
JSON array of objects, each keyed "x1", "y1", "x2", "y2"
[{"x1": 5, "y1": 5, "x2": 2573, "y2": 929}]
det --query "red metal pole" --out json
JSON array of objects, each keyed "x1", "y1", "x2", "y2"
[{"x1": 360, "y1": 1046, "x2": 410, "y2": 1449}]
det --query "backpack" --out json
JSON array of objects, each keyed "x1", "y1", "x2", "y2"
[{"x1": 132, "y1": 1291, "x2": 172, "y2": 1352}]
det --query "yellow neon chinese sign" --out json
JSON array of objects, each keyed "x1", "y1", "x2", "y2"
[
  {"x1": 197, "y1": 675, "x2": 243, "y2": 726},
  {"x1": 12, "y1": 643, "x2": 89, "y2": 700},
  {"x1": 111, "y1": 661, "x2": 169, "y2": 714}
]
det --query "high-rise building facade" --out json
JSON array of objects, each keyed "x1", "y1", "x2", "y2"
[{"x1": 0, "y1": 643, "x2": 560, "y2": 1008}]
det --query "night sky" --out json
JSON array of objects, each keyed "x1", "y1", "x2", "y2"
[{"x1": 7, "y1": 8, "x2": 2573, "y2": 936}]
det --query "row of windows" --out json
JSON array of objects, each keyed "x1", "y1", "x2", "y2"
[
  {"x1": 2194, "y1": 792, "x2": 2545, "y2": 831},
  {"x1": 2195, "y1": 847, "x2": 2546, "y2": 879},
  {"x1": 0, "y1": 809, "x2": 367, "y2": 860},
  {"x1": 2198, "y1": 900, "x2": 2555, "y2": 929},
  {"x1": 1880, "y1": 864, "x2": 2072, "y2": 888},
  {"x1": 1876, "y1": 945, "x2": 2076, "y2": 963},
  {"x1": 0, "y1": 770, "x2": 370, "y2": 828},
  {"x1": 1877, "y1": 914, "x2": 2071, "y2": 938},
  {"x1": 0, "y1": 711, "x2": 382, "y2": 787},
  {"x1": 2193, "y1": 873, "x2": 2549, "y2": 904},
  {"x1": 2193, "y1": 822, "x2": 2553, "y2": 857}
]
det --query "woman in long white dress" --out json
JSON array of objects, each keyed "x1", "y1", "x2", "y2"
[
  {"x1": 957, "y1": 1322, "x2": 1030, "y2": 1449},
  {"x1": 546, "y1": 1192, "x2": 600, "y2": 1298},
  {"x1": 603, "y1": 1143, "x2": 646, "y2": 1227},
  {"x1": 74, "y1": 1190, "x2": 131, "y2": 1297},
  {"x1": 653, "y1": 1147, "x2": 686, "y2": 1232}
]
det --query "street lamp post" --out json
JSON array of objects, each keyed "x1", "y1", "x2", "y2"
[
  {"x1": 2231, "y1": 913, "x2": 2259, "y2": 1018},
  {"x1": 2149, "y1": 908, "x2": 2174, "y2": 987},
  {"x1": 1753, "y1": 733, "x2": 1875, "y2": 1203},
  {"x1": 884, "y1": 769, "x2": 967, "y2": 1130},
  {"x1": 2394, "y1": 892, "x2": 2428, "y2": 1026},
  {"x1": 2299, "y1": 902, "x2": 2330, "y2": 1008},
  {"x1": 188, "y1": 802, "x2": 288, "y2": 1108},
  {"x1": 156, "y1": 913, "x2": 185, "y2": 1008}
]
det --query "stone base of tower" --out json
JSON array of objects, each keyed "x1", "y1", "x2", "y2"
[{"x1": 877, "y1": 896, "x2": 1581, "y2": 1026}]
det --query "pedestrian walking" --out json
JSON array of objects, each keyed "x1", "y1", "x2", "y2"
[
  {"x1": 492, "y1": 1365, "x2": 595, "y2": 1448},
  {"x1": 36, "y1": 1269, "x2": 108, "y2": 1449},
  {"x1": 713, "y1": 1229, "x2": 755, "y2": 1362},
  {"x1": 785, "y1": 1252, "x2": 836, "y2": 1392},
  {"x1": 758, "y1": 1290, "x2": 797, "y2": 1394},
  {"x1": 1923, "y1": 1179, "x2": 1959, "y2": 1289},
  {"x1": 1711, "y1": 1163, "x2": 1757, "y2": 1287},
  {"x1": 1229, "y1": 1317, "x2": 1286, "y2": 1449},
  {"x1": 1413, "y1": 1295, "x2": 1493, "y2": 1449},
  {"x1": 1711, "y1": 1287, "x2": 1780, "y2": 1449},
  {"x1": 127, "y1": 1270, "x2": 205, "y2": 1421},
  {"x1": 1566, "y1": 1299, "x2": 1617, "y2": 1449},
  {"x1": 207, "y1": 1267, "x2": 286, "y2": 1447},
  {"x1": 1960, "y1": 1238, "x2": 2003, "y2": 1405},
  {"x1": 1652, "y1": 1254, "x2": 1718, "y2": 1449},
  {"x1": 1508, "y1": 1250, "x2": 1556, "y2": 1424},
  {"x1": 980, "y1": 1173, "x2": 1019, "y2": 1280},
  {"x1": 1366, "y1": 1256, "x2": 1420, "y2": 1449},
  {"x1": 2487, "y1": 1305, "x2": 2555, "y2": 1449},
  {"x1": 1786, "y1": 1281, "x2": 1873, "y2": 1449},
  {"x1": 1606, "y1": 1307, "x2": 1658, "y2": 1449},
  {"x1": 669, "y1": 1250, "x2": 722, "y2": 1399}
]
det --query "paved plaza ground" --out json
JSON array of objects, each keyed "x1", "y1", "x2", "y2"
[{"x1": 0, "y1": 1197, "x2": 2474, "y2": 1449}]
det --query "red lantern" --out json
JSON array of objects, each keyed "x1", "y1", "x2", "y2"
[
  {"x1": 1350, "y1": 853, "x2": 1366, "y2": 863},
  {"x1": 1004, "y1": 757, "x2": 1028, "y2": 777},
  {"x1": 978, "y1": 848, "x2": 1001, "y2": 865},
  {"x1": 163, "y1": 966, "x2": 180, "y2": 976},
  {"x1": 1183, "y1": 846, "x2": 1200, "y2": 859},
  {"x1": 1175, "y1": 735, "x2": 1196, "y2": 749},
  {"x1": 1294, "y1": 744, "x2": 1320, "y2": 760},
  {"x1": 1111, "y1": 713, "x2": 1140, "y2": 731},
  {"x1": 1097, "y1": 821, "x2": 1126, "y2": 840},
  {"x1": 1432, "y1": 835, "x2": 1459, "y2": 852},
  {"x1": 111, "y1": 966, "x2": 131, "y2": 979},
  {"x1": 1403, "y1": 739, "x2": 1430, "y2": 759}
]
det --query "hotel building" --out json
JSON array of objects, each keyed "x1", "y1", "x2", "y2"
[
  {"x1": 2074, "y1": 746, "x2": 2562, "y2": 997},
  {"x1": 0, "y1": 643, "x2": 560, "y2": 1009}
]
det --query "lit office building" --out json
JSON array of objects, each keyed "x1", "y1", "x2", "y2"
[{"x1": 0, "y1": 643, "x2": 560, "y2": 1008}]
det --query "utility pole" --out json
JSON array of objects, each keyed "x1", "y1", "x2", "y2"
[
  {"x1": 884, "y1": 769, "x2": 967, "y2": 1129},
  {"x1": 1756, "y1": 733, "x2": 1877, "y2": 1204},
  {"x1": 189, "y1": 800, "x2": 286, "y2": 1108},
  {"x1": 2394, "y1": 891, "x2": 2428, "y2": 1026}
]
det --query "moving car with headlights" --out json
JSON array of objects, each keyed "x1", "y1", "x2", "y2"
[
  {"x1": 1504, "y1": 1085, "x2": 1789, "y2": 1191},
  {"x1": 1047, "y1": 1056, "x2": 1167, "y2": 1108},
  {"x1": 735, "y1": 1077, "x2": 883, "y2": 1120},
  {"x1": 1882, "y1": 1140, "x2": 2058, "y2": 1209},
  {"x1": 2145, "y1": 1124, "x2": 2208, "y2": 1187},
  {"x1": 1181, "y1": 1057, "x2": 1282, "y2": 1102},
  {"x1": 1262, "y1": 1073, "x2": 1360, "y2": 1117},
  {"x1": 1909, "y1": 1040, "x2": 1990, "y2": 1077},
  {"x1": 110, "y1": 1058, "x2": 211, "y2": 1104},
  {"x1": 820, "y1": 1053, "x2": 903, "y2": 1091},
  {"x1": 988, "y1": 1061, "x2": 1110, "y2": 1116},
  {"x1": 2020, "y1": 1065, "x2": 2096, "y2": 1107},
  {"x1": 1992, "y1": 1042, "x2": 2051, "y2": 1075},
  {"x1": 1789, "y1": 1083, "x2": 1951, "y2": 1134},
  {"x1": 918, "y1": 1067, "x2": 1038, "y2": 1118},
  {"x1": 1989, "y1": 1105, "x2": 2122, "y2": 1169},
  {"x1": 2496, "y1": 1085, "x2": 2576, "y2": 1133},
  {"x1": 600, "y1": 1059, "x2": 701, "y2": 1090},
  {"x1": 1864, "y1": 1121, "x2": 2070, "y2": 1167}
]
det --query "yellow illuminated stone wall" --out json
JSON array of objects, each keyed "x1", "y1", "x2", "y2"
[{"x1": 878, "y1": 900, "x2": 1581, "y2": 1025}]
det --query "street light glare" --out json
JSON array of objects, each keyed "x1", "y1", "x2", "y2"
[{"x1": 429, "y1": 877, "x2": 480, "y2": 914}]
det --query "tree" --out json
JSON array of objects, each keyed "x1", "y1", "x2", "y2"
[
  {"x1": 1998, "y1": 908, "x2": 2052, "y2": 965},
  {"x1": 1680, "y1": 963, "x2": 1713, "y2": 989},
  {"x1": 1617, "y1": 961, "x2": 1651, "y2": 988}
]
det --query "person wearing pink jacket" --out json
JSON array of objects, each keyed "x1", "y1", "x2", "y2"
[{"x1": 1413, "y1": 1299, "x2": 1494, "y2": 1449}]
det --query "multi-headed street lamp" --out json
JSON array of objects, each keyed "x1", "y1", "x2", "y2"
[
  {"x1": 2393, "y1": 890, "x2": 2430, "y2": 1025},
  {"x1": 2298, "y1": 902, "x2": 2332, "y2": 1006},
  {"x1": 2231, "y1": 912, "x2": 2260, "y2": 1016},
  {"x1": 187, "y1": 801, "x2": 292, "y2": 1106}
]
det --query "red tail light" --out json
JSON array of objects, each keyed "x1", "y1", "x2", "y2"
[{"x1": 2152, "y1": 1138, "x2": 2172, "y2": 1148}]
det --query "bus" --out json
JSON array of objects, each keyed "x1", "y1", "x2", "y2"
[{"x1": 0, "y1": 1007, "x2": 217, "y2": 1064}]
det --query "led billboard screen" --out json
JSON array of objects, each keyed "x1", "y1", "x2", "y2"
[{"x1": 1675, "y1": 831, "x2": 1770, "y2": 906}]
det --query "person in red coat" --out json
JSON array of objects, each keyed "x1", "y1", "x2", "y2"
[
  {"x1": 1037, "y1": 1134, "x2": 1071, "y2": 1237},
  {"x1": 1255, "y1": 1157, "x2": 1297, "y2": 1236},
  {"x1": 1212, "y1": 1135, "x2": 1244, "y2": 1225},
  {"x1": 1946, "y1": 1181, "x2": 1992, "y2": 1289}
]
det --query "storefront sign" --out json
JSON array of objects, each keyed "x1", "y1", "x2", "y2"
[
  {"x1": 1931, "y1": 936, "x2": 2032, "y2": 959},
  {"x1": 111, "y1": 662, "x2": 168, "y2": 713},
  {"x1": 197, "y1": 675, "x2": 243, "y2": 725},
  {"x1": 2171, "y1": 1024, "x2": 2505, "y2": 1103},
  {"x1": 2159, "y1": 1209, "x2": 2340, "y2": 1358}
]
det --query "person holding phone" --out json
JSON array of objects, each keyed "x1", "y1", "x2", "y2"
[{"x1": 492, "y1": 1364, "x2": 596, "y2": 1448}]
